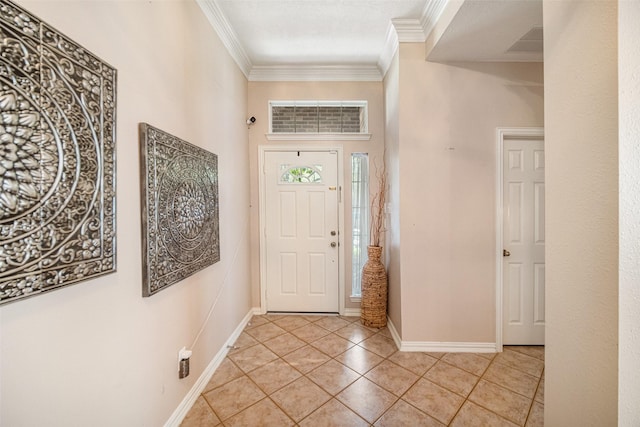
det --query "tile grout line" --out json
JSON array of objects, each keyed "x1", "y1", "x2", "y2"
[
  {"x1": 230, "y1": 316, "x2": 372, "y2": 424},
  {"x1": 222, "y1": 315, "x2": 309, "y2": 425},
  {"x1": 275, "y1": 317, "x2": 395, "y2": 425},
  {"x1": 445, "y1": 355, "x2": 489, "y2": 425},
  {"x1": 522, "y1": 366, "x2": 545, "y2": 427},
  {"x1": 188, "y1": 316, "x2": 544, "y2": 427},
  {"x1": 463, "y1": 350, "x2": 521, "y2": 426},
  {"x1": 243, "y1": 318, "x2": 458, "y2": 425}
]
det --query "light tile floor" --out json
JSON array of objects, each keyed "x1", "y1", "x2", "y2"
[{"x1": 181, "y1": 314, "x2": 544, "y2": 426}]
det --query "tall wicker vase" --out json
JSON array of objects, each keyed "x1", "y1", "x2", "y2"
[{"x1": 361, "y1": 245, "x2": 388, "y2": 328}]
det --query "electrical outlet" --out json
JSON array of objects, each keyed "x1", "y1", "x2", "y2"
[{"x1": 178, "y1": 346, "x2": 192, "y2": 379}]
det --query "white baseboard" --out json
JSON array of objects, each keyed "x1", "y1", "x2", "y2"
[
  {"x1": 386, "y1": 316, "x2": 402, "y2": 349},
  {"x1": 164, "y1": 308, "x2": 255, "y2": 427},
  {"x1": 386, "y1": 317, "x2": 496, "y2": 353},
  {"x1": 399, "y1": 341, "x2": 497, "y2": 353},
  {"x1": 343, "y1": 307, "x2": 361, "y2": 317}
]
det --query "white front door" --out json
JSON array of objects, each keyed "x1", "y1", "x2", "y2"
[
  {"x1": 503, "y1": 137, "x2": 545, "y2": 345},
  {"x1": 263, "y1": 150, "x2": 339, "y2": 313}
]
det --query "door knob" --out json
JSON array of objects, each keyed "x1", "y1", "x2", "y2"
[
  {"x1": 330, "y1": 242, "x2": 337, "y2": 248},
  {"x1": 330, "y1": 231, "x2": 336, "y2": 236},
  {"x1": 503, "y1": 249, "x2": 511, "y2": 257}
]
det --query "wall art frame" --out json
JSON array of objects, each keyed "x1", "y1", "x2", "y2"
[
  {"x1": 139, "y1": 123, "x2": 219, "y2": 297},
  {"x1": 0, "y1": 0, "x2": 117, "y2": 305}
]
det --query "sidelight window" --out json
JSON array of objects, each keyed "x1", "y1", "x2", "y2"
[{"x1": 351, "y1": 153, "x2": 369, "y2": 297}]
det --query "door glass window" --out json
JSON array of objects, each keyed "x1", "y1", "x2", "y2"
[{"x1": 280, "y1": 165, "x2": 323, "y2": 184}]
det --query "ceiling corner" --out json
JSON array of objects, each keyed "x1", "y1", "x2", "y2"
[
  {"x1": 377, "y1": 22, "x2": 399, "y2": 78},
  {"x1": 421, "y1": 0, "x2": 450, "y2": 40},
  {"x1": 196, "y1": 0, "x2": 252, "y2": 78},
  {"x1": 392, "y1": 18, "x2": 426, "y2": 43}
]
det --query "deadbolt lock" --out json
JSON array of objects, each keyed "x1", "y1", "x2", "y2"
[{"x1": 330, "y1": 231, "x2": 336, "y2": 236}]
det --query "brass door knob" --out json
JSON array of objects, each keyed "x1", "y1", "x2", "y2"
[{"x1": 503, "y1": 249, "x2": 511, "y2": 257}]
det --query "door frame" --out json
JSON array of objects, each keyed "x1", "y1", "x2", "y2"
[
  {"x1": 495, "y1": 127, "x2": 544, "y2": 351},
  {"x1": 258, "y1": 145, "x2": 345, "y2": 315}
]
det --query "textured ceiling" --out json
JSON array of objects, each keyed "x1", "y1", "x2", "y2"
[
  {"x1": 428, "y1": 0, "x2": 543, "y2": 62},
  {"x1": 215, "y1": 0, "x2": 427, "y2": 66},
  {"x1": 202, "y1": 0, "x2": 543, "y2": 80}
]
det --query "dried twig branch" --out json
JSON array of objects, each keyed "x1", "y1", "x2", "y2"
[{"x1": 370, "y1": 156, "x2": 387, "y2": 247}]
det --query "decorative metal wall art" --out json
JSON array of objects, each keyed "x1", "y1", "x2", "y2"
[
  {"x1": 0, "y1": 0, "x2": 117, "y2": 305},
  {"x1": 139, "y1": 124, "x2": 219, "y2": 296}
]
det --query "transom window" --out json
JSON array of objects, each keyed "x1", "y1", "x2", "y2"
[{"x1": 270, "y1": 101, "x2": 368, "y2": 134}]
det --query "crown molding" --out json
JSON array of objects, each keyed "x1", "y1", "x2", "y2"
[
  {"x1": 378, "y1": 0, "x2": 449, "y2": 78},
  {"x1": 377, "y1": 22, "x2": 399, "y2": 79},
  {"x1": 197, "y1": 0, "x2": 252, "y2": 78},
  {"x1": 391, "y1": 18, "x2": 426, "y2": 42},
  {"x1": 421, "y1": 0, "x2": 449, "y2": 40},
  {"x1": 197, "y1": 0, "x2": 449, "y2": 82},
  {"x1": 248, "y1": 65, "x2": 382, "y2": 82},
  {"x1": 386, "y1": 0, "x2": 450, "y2": 44}
]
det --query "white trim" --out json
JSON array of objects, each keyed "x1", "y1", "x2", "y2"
[
  {"x1": 399, "y1": 341, "x2": 497, "y2": 353},
  {"x1": 164, "y1": 309, "x2": 254, "y2": 427},
  {"x1": 495, "y1": 127, "x2": 544, "y2": 352},
  {"x1": 386, "y1": 317, "x2": 402, "y2": 350},
  {"x1": 258, "y1": 146, "x2": 346, "y2": 315},
  {"x1": 196, "y1": 0, "x2": 252, "y2": 78},
  {"x1": 378, "y1": 1, "x2": 449, "y2": 78},
  {"x1": 378, "y1": 22, "x2": 399, "y2": 79},
  {"x1": 249, "y1": 65, "x2": 382, "y2": 82},
  {"x1": 421, "y1": 0, "x2": 449, "y2": 41},
  {"x1": 392, "y1": 18, "x2": 426, "y2": 42},
  {"x1": 251, "y1": 306, "x2": 265, "y2": 316},
  {"x1": 266, "y1": 133, "x2": 372, "y2": 142},
  {"x1": 349, "y1": 296, "x2": 361, "y2": 304},
  {"x1": 387, "y1": 317, "x2": 495, "y2": 353},
  {"x1": 343, "y1": 307, "x2": 361, "y2": 318}
]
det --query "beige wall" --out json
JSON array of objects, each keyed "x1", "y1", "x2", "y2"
[
  {"x1": 0, "y1": 1, "x2": 251, "y2": 425},
  {"x1": 384, "y1": 52, "x2": 402, "y2": 334},
  {"x1": 247, "y1": 81, "x2": 385, "y2": 311},
  {"x1": 619, "y1": 2, "x2": 640, "y2": 423},
  {"x1": 544, "y1": 1, "x2": 619, "y2": 425},
  {"x1": 392, "y1": 43, "x2": 544, "y2": 343}
]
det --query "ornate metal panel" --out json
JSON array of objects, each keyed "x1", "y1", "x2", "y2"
[
  {"x1": 0, "y1": 0, "x2": 117, "y2": 305},
  {"x1": 139, "y1": 124, "x2": 219, "y2": 296}
]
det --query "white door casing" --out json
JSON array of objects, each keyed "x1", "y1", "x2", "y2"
[
  {"x1": 496, "y1": 128, "x2": 545, "y2": 348},
  {"x1": 260, "y1": 148, "x2": 342, "y2": 313}
]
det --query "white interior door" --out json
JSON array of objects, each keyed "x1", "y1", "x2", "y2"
[
  {"x1": 503, "y1": 137, "x2": 545, "y2": 345},
  {"x1": 263, "y1": 150, "x2": 339, "y2": 313}
]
